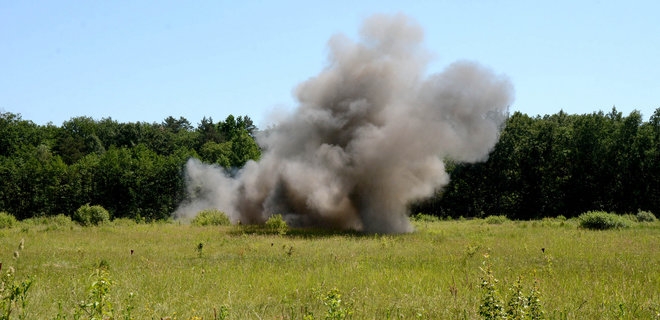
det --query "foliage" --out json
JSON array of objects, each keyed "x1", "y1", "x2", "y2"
[
  {"x1": 479, "y1": 256, "x2": 544, "y2": 320},
  {"x1": 410, "y1": 213, "x2": 440, "y2": 222},
  {"x1": 413, "y1": 107, "x2": 660, "y2": 220},
  {"x1": 265, "y1": 214, "x2": 289, "y2": 235},
  {"x1": 636, "y1": 210, "x2": 657, "y2": 222},
  {"x1": 0, "y1": 212, "x2": 17, "y2": 229},
  {"x1": 321, "y1": 288, "x2": 352, "y2": 320},
  {"x1": 3, "y1": 108, "x2": 660, "y2": 222},
  {"x1": 190, "y1": 209, "x2": 231, "y2": 226},
  {"x1": 578, "y1": 211, "x2": 631, "y2": 230},
  {"x1": 0, "y1": 112, "x2": 259, "y2": 222},
  {"x1": 73, "y1": 204, "x2": 110, "y2": 226},
  {"x1": 0, "y1": 239, "x2": 33, "y2": 320},
  {"x1": 484, "y1": 215, "x2": 509, "y2": 225}
]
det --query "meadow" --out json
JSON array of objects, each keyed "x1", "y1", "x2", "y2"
[{"x1": 1, "y1": 216, "x2": 659, "y2": 319}]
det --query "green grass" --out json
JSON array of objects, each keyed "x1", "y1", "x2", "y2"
[{"x1": 1, "y1": 218, "x2": 659, "y2": 319}]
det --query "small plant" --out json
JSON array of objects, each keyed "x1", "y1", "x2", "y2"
[
  {"x1": 75, "y1": 268, "x2": 114, "y2": 320},
  {"x1": 73, "y1": 204, "x2": 110, "y2": 226},
  {"x1": 0, "y1": 211, "x2": 17, "y2": 229},
  {"x1": 191, "y1": 209, "x2": 231, "y2": 226},
  {"x1": 215, "y1": 305, "x2": 229, "y2": 320},
  {"x1": 479, "y1": 257, "x2": 505, "y2": 319},
  {"x1": 410, "y1": 213, "x2": 440, "y2": 223},
  {"x1": 636, "y1": 210, "x2": 657, "y2": 223},
  {"x1": 479, "y1": 255, "x2": 545, "y2": 320},
  {"x1": 265, "y1": 214, "x2": 288, "y2": 235},
  {"x1": 196, "y1": 242, "x2": 204, "y2": 258},
  {"x1": 484, "y1": 215, "x2": 509, "y2": 225},
  {"x1": 1, "y1": 241, "x2": 34, "y2": 320},
  {"x1": 322, "y1": 288, "x2": 352, "y2": 320},
  {"x1": 578, "y1": 211, "x2": 630, "y2": 230}
]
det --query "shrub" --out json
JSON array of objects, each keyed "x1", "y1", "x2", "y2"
[
  {"x1": 74, "y1": 204, "x2": 110, "y2": 226},
  {"x1": 265, "y1": 214, "x2": 288, "y2": 235},
  {"x1": 191, "y1": 209, "x2": 231, "y2": 226},
  {"x1": 578, "y1": 211, "x2": 631, "y2": 230},
  {"x1": 0, "y1": 211, "x2": 18, "y2": 229},
  {"x1": 410, "y1": 213, "x2": 440, "y2": 222},
  {"x1": 484, "y1": 215, "x2": 509, "y2": 225},
  {"x1": 636, "y1": 210, "x2": 657, "y2": 223}
]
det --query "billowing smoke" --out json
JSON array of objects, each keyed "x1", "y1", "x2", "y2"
[{"x1": 175, "y1": 13, "x2": 514, "y2": 233}]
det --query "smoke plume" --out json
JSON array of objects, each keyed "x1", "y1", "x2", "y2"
[{"x1": 175, "y1": 13, "x2": 514, "y2": 233}]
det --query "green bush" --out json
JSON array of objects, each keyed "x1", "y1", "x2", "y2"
[
  {"x1": 0, "y1": 211, "x2": 18, "y2": 229},
  {"x1": 410, "y1": 213, "x2": 440, "y2": 222},
  {"x1": 578, "y1": 211, "x2": 631, "y2": 230},
  {"x1": 636, "y1": 210, "x2": 657, "y2": 222},
  {"x1": 265, "y1": 214, "x2": 288, "y2": 235},
  {"x1": 191, "y1": 209, "x2": 231, "y2": 226},
  {"x1": 484, "y1": 215, "x2": 509, "y2": 225},
  {"x1": 74, "y1": 204, "x2": 110, "y2": 226}
]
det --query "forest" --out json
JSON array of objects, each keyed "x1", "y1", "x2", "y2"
[{"x1": 1, "y1": 107, "x2": 658, "y2": 222}]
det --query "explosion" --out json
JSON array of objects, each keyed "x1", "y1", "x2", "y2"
[{"x1": 175, "y1": 13, "x2": 514, "y2": 233}]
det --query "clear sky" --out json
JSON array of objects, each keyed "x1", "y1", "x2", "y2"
[{"x1": 2, "y1": 1, "x2": 659, "y2": 128}]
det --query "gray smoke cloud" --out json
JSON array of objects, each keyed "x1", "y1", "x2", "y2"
[{"x1": 175, "y1": 13, "x2": 514, "y2": 233}]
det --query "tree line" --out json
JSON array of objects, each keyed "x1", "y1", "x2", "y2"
[
  {"x1": 1, "y1": 107, "x2": 659, "y2": 222},
  {"x1": 414, "y1": 107, "x2": 660, "y2": 219},
  {"x1": 0, "y1": 113, "x2": 260, "y2": 221}
]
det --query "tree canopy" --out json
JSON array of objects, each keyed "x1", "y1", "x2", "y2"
[
  {"x1": 1, "y1": 107, "x2": 658, "y2": 221},
  {"x1": 0, "y1": 112, "x2": 260, "y2": 220}
]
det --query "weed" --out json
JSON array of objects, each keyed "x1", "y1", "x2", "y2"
[
  {"x1": 0, "y1": 267, "x2": 33, "y2": 320},
  {"x1": 479, "y1": 255, "x2": 545, "y2": 319},
  {"x1": 0, "y1": 240, "x2": 34, "y2": 320},
  {"x1": 215, "y1": 305, "x2": 229, "y2": 320},
  {"x1": 75, "y1": 268, "x2": 114, "y2": 319},
  {"x1": 322, "y1": 288, "x2": 352, "y2": 320},
  {"x1": 196, "y1": 242, "x2": 204, "y2": 258},
  {"x1": 0, "y1": 212, "x2": 17, "y2": 229},
  {"x1": 484, "y1": 215, "x2": 509, "y2": 225},
  {"x1": 479, "y1": 256, "x2": 505, "y2": 319},
  {"x1": 410, "y1": 213, "x2": 440, "y2": 223}
]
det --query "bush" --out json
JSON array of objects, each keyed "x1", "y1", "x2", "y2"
[
  {"x1": 484, "y1": 215, "x2": 509, "y2": 225},
  {"x1": 578, "y1": 211, "x2": 631, "y2": 230},
  {"x1": 191, "y1": 209, "x2": 231, "y2": 226},
  {"x1": 74, "y1": 204, "x2": 110, "y2": 226},
  {"x1": 265, "y1": 214, "x2": 288, "y2": 235},
  {"x1": 0, "y1": 211, "x2": 18, "y2": 229},
  {"x1": 636, "y1": 210, "x2": 657, "y2": 222},
  {"x1": 410, "y1": 213, "x2": 440, "y2": 222}
]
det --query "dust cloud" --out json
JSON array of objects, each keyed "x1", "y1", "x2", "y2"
[{"x1": 175, "y1": 13, "x2": 514, "y2": 233}]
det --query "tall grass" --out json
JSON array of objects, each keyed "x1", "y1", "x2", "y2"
[{"x1": 0, "y1": 217, "x2": 658, "y2": 319}]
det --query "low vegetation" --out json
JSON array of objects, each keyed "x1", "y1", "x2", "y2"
[
  {"x1": 577, "y1": 211, "x2": 632, "y2": 230},
  {"x1": 0, "y1": 214, "x2": 658, "y2": 319},
  {"x1": 73, "y1": 204, "x2": 110, "y2": 226},
  {"x1": 191, "y1": 209, "x2": 231, "y2": 226}
]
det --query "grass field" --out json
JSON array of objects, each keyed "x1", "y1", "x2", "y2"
[{"x1": 1, "y1": 217, "x2": 659, "y2": 319}]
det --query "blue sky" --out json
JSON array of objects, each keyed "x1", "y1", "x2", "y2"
[{"x1": 2, "y1": 1, "x2": 658, "y2": 128}]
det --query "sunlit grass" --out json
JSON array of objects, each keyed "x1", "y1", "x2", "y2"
[{"x1": 0, "y1": 218, "x2": 658, "y2": 319}]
